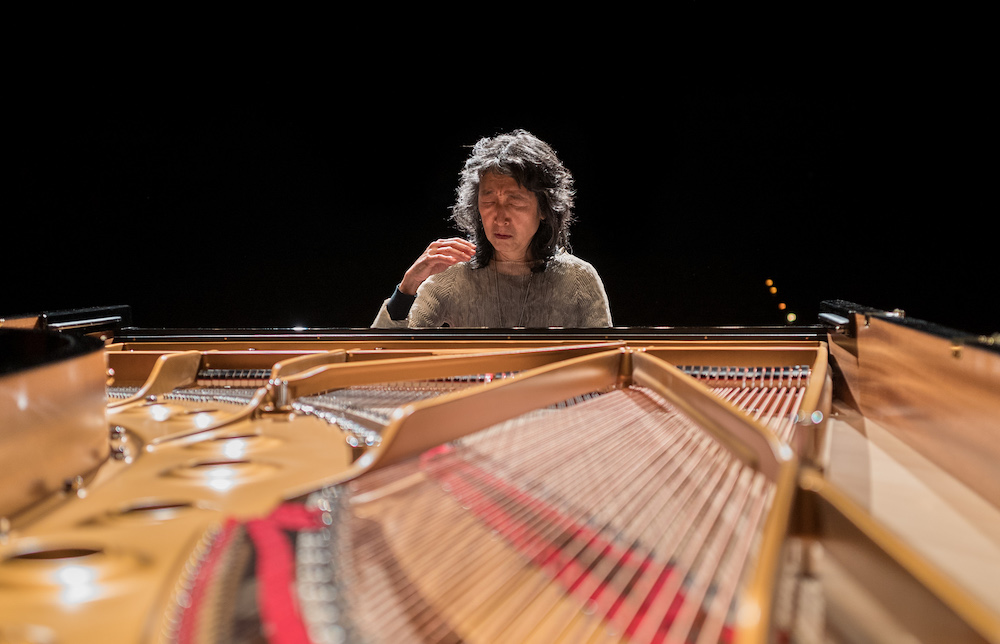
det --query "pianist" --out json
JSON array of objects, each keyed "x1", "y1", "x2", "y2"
[{"x1": 372, "y1": 129, "x2": 612, "y2": 329}]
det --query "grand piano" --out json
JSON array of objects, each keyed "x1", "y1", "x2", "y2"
[{"x1": 0, "y1": 301, "x2": 997, "y2": 644}]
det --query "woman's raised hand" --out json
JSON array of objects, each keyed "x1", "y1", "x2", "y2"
[{"x1": 399, "y1": 238, "x2": 476, "y2": 295}]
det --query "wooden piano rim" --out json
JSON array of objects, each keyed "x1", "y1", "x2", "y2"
[{"x1": 798, "y1": 467, "x2": 1000, "y2": 643}]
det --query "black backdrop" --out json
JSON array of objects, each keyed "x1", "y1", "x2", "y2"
[{"x1": 7, "y1": 85, "x2": 996, "y2": 336}]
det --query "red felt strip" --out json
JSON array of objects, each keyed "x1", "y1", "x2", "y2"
[{"x1": 245, "y1": 504, "x2": 325, "y2": 644}]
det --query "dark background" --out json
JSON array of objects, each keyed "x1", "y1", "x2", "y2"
[{"x1": 6, "y1": 79, "x2": 996, "y2": 336}]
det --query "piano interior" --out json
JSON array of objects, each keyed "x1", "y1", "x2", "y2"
[{"x1": 0, "y1": 301, "x2": 997, "y2": 644}]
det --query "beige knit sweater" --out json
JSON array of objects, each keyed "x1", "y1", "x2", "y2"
[{"x1": 371, "y1": 252, "x2": 612, "y2": 328}]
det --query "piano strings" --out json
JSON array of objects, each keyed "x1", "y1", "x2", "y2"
[
  {"x1": 116, "y1": 359, "x2": 804, "y2": 643},
  {"x1": 680, "y1": 365, "x2": 811, "y2": 444},
  {"x1": 314, "y1": 385, "x2": 776, "y2": 644}
]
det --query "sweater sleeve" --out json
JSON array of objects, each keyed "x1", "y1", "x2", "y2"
[
  {"x1": 574, "y1": 261, "x2": 613, "y2": 327},
  {"x1": 371, "y1": 272, "x2": 453, "y2": 329},
  {"x1": 371, "y1": 295, "x2": 409, "y2": 328}
]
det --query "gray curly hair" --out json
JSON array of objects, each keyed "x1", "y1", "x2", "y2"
[{"x1": 450, "y1": 129, "x2": 576, "y2": 271}]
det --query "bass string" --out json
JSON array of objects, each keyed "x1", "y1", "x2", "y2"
[
  {"x1": 438, "y1": 405, "x2": 702, "y2": 640},
  {"x1": 352, "y1": 384, "x2": 764, "y2": 636},
  {"x1": 344, "y1": 390, "x2": 672, "y2": 640},
  {"x1": 661, "y1": 464, "x2": 765, "y2": 643},
  {"x1": 356, "y1": 390, "x2": 752, "y2": 640},
  {"x1": 379, "y1": 397, "x2": 688, "y2": 643},
  {"x1": 457, "y1": 393, "x2": 689, "y2": 521},
  {"x1": 345, "y1": 397, "x2": 623, "y2": 502},
  {"x1": 347, "y1": 393, "x2": 646, "y2": 640},
  {"x1": 618, "y1": 440, "x2": 744, "y2": 643},
  {"x1": 446, "y1": 389, "x2": 709, "y2": 561},
  {"x1": 558, "y1": 387, "x2": 783, "y2": 643},
  {"x1": 696, "y1": 474, "x2": 774, "y2": 644},
  {"x1": 484, "y1": 387, "x2": 776, "y2": 643},
  {"x1": 338, "y1": 388, "x2": 772, "y2": 644},
  {"x1": 560, "y1": 430, "x2": 768, "y2": 641},
  {"x1": 684, "y1": 383, "x2": 799, "y2": 641},
  {"x1": 555, "y1": 434, "x2": 733, "y2": 643}
]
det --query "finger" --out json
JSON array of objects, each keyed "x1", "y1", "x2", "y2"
[
  {"x1": 431, "y1": 238, "x2": 476, "y2": 254},
  {"x1": 433, "y1": 237, "x2": 475, "y2": 248},
  {"x1": 426, "y1": 250, "x2": 471, "y2": 267},
  {"x1": 436, "y1": 239, "x2": 477, "y2": 257},
  {"x1": 426, "y1": 245, "x2": 474, "y2": 264}
]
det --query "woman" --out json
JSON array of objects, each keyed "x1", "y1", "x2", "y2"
[{"x1": 372, "y1": 130, "x2": 612, "y2": 328}]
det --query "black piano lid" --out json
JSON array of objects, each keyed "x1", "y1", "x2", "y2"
[{"x1": 0, "y1": 328, "x2": 105, "y2": 376}]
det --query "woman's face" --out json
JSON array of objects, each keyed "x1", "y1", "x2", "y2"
[{"x1": 478, "y1": 172, "x2": 542, "y2": 262}]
